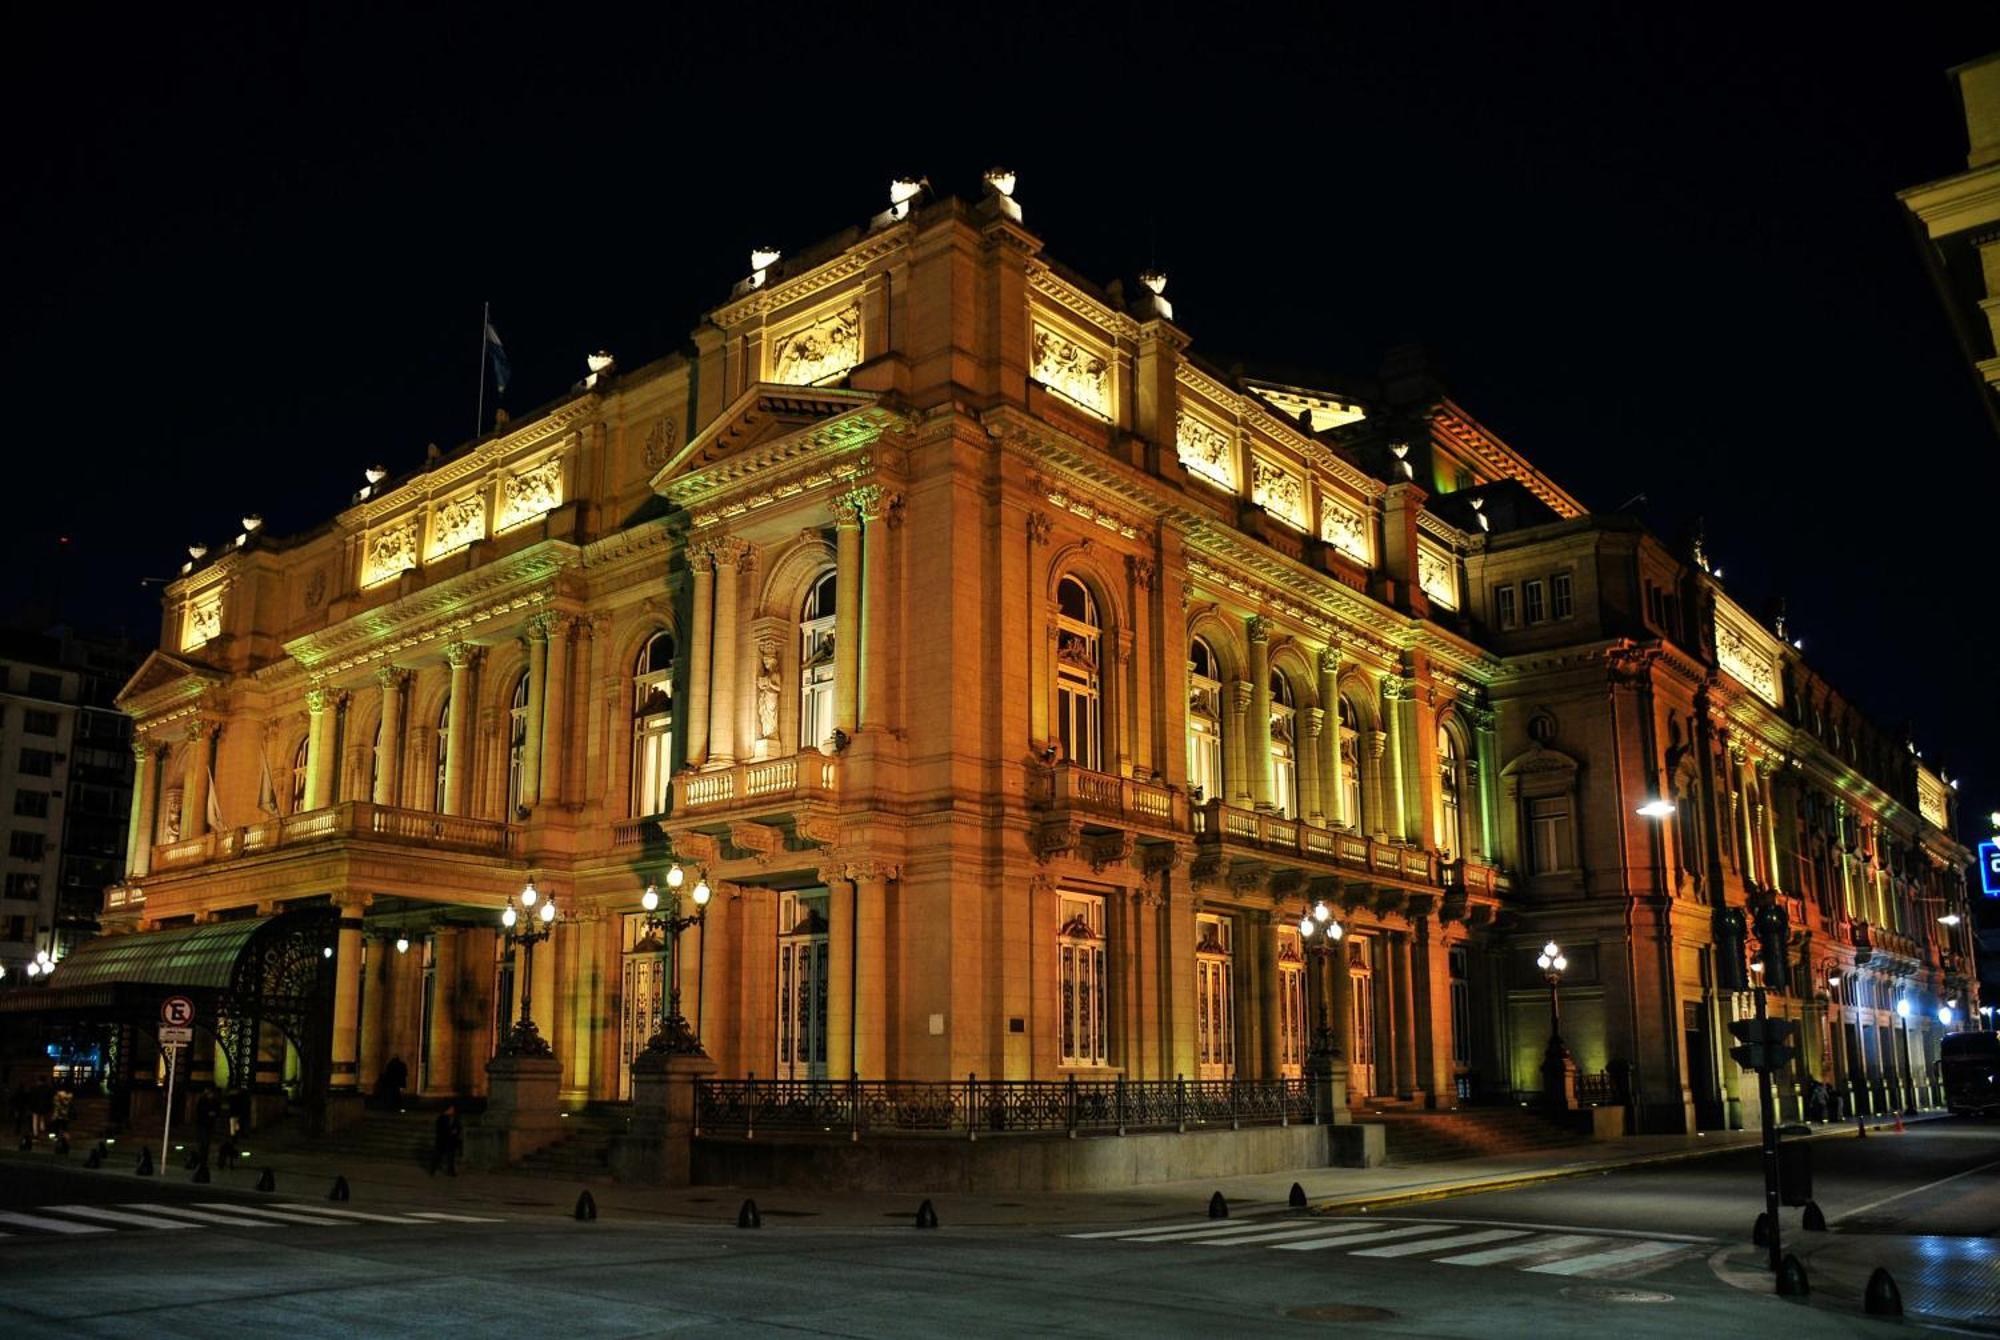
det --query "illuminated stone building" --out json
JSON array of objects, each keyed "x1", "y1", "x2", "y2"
[{"x1": 42, "y1": 176, "x2": 1977, "y2": 1143}]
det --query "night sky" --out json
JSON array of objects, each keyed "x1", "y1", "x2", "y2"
[{"x1": 6, "y1": 6, "x2": 1997, "y2": 831}]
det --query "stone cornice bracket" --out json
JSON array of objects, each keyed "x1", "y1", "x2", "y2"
[
  {"x1": 1189, "y1": 850, "x2": 1224, "y2": 889},
  {"x1": 1372, "y1": 888, "x2": 1409, "y2": 919},
  {"x1": 1140, "y1": 840, "x2": 1189, "y2": 877},
  {"x1": 1027, "y1": 511, "x2": 1053, "y2": 546},
  {"x1": 1267, "y1": 868, "x2": 1305, "y2": 900},
  {"x1": 1405, "y1": 892, "x2": 1439, "y2": 922},
  {"x1": 1086, "y1": 830, "x2": 1136, "y2": 874},
  {"x1": 842, "y1": 859, "x2": 903, "y2": 883},
  {"x1": 667, "y1": 829, "x2": 723, "y2": 868},
  {"x1": 1034, "y1": 817, "x2": 1082, "y2": 861},
  {"x1": 444, "y1": 640, "x2": 482, "y2": 670},
  {"x1": 728, "y1": 821, "x2": 784, "y2": 866}
]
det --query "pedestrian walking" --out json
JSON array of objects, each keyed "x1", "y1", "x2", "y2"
[
  {"x1": 28, "y1": 1077, "x2": 53, "y2": 1140},
  {"x1": 50, "y1": 1082, "x2": 73, "y2": 1153},
  {"x1": 378, "y1": 1055, "x2": 408, "y2": 1111},
  {"x1": 1805, "y1": 1079, "x2": 1827, "y2": 1122},
  {"x1": 194, "y1": 1087, "x2": 219, "y2": 1168},
  {"x1": 430, "y1": 1104, "x2": 461, "y2": 1177}
]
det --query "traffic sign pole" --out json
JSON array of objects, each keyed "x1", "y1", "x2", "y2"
[
  {"x1": 1755, "y1": 985, "x2": 1781, "y2": 1278},
  {"x1": 160, "y1": 1042, "x2": 179, "y2": 1165},
  {"x1": 157, "y1": 997, "x2": 196, "y2": 1166}
]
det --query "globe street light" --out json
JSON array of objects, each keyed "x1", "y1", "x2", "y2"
[
  {"x1": 1296, "y1": 899, "x2": 1346, "y2": 1060},
  {"x1": 496, "y1": 878, "x2": 557, "y2": 1057},
  {"x1": 637, "y1": 867, "x2": 712, "y2": 1055},
  {"x1": 1537, "y1": 940, "x2": 1576, "y2": 1110}
]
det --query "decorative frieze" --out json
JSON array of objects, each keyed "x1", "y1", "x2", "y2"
[
  {"x1": 1415, "y1": 541, "x2": 1459, "y2": 610},
  {"x1": 181, "y1": 587, "x2": 224, "y2": 652},
  {"x1": 770, "y1": 302, "x2": 862, "y2": 387},
  {"x1": 1319, "y1": 493, "x2": 1370, "y2": 563},
  {"x1": 1713, "y1": 610, "x2": 1779, "y2": 706},
  {"x1": 1249, "y1": 455, "x2": 1307, "y2": 530},
  {"x1": 430, "y1": 492, "x2": 486, "y2": 557},
  {"x1": 362, "y1": 516, "x2": 419, "y2": 587},
  {"x1": 1030, "y1": 321, "x2": 1111, "y2": 419},
  {"x1": 498, "y1": 454, "x2": 563, "y2": 531},
  {"x1": 1175, "y1": 412, "x2": 1237, "y2": 490}
]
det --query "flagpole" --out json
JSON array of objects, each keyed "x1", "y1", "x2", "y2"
[{"x1": 475, "y1": 300, "x2": 489, "y2": 442}]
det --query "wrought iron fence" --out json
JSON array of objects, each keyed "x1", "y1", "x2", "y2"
[{"x1": 694, "y1": 1075, "x2": 1317, "y2": 1140}]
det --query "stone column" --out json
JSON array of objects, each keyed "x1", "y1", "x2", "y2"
[
  {"x1": 1382, "y1": 677, "x2": 1412, "y2": 842},
  {"x1": 708, "y1": 540, "x2": 745, "y2": 765},
  {"x1": 358, "y1": 938, "x2": 386, "y2": 1095},
  {"x1": 1317, "y1": 646, "x2": 1344, "y2": 828},
  {"x1": 1412, "y1": 909, "x2": 1456, "y2": 1108},
  {"x1": 1127, "y1": 556, "x2": 1156, "y2": 776},
  {"x1": 530, "y1": 922, "x2": 557, "y2": 1049},
  {"x1": 1247, "y1": 616, "x2": 1273, "y2": 809},
  {"x1": 520, "y1": 616, "x2": 550, "y2": 810},
  {"x1": 329, "y1": 894, "x2": 371, "y2": 1100},
  {"x1": 126, "y1": 740, "x2": 156, "y2": 877},
  {"x1": 1364, "y1": 730, "x2": 1390, "y2": 838},
  {"x1": 852, "y1": 863, "x2": 894, "y2": 1078},
  {"x1": 1299, "y1": 708, "x2": 1324, "y2": 826},
  {"x1": 823, "y1": 869, "x2": 856, "y2": 1080},
  {"x1": 833, "y1": 497, "x2": 863, "y2": 737},
  {"x1": 426, "y1": 929, "x2": 460, "y2": 1097},
  {"x1": 860, "y1": 492, "x2": 896, "y2": 732},
  {"x1": 1393, "y1": 933, "x2": 1418, "y2": 1100},
  {"x1": 1257, "y1": 913, "x2": 1282, "y2": 1078},
  {"x1": 305, "y1": 687, "x2": 335, "y2": 811},
  {"x1": 1470, "y1": 707, "x2": 1499, "y2": 862},
  {"x1": 1226, "y1": 682, "x2": 1252, "y2": 806},
  {"x1": 442, "y1": 643, "x2": 477, "y2": 816},
  {"x1": 373, "y1": 668, "x2": 405, "y2": 807},
  {"x1": 182, "y1": 722, "x2": 214, "y2": 839},
  {"x1": 540, "y1": 614, "x2": 570, "y2": 805},
  {"x1": 686, "y1": 545, "x2": 714, "y2": 766}
]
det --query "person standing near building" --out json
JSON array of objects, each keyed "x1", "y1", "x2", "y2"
[
  {"x1": 193, "y1": 1086, "x2": 219, "y2": 1169},
  {"x1": 429, "y1": 1104, "x2": 460, "y2": 1177}
]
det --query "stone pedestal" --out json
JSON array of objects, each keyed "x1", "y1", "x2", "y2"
[
  {"x1": 1305, "y1": 1052, "x2": 1352, "y2": 1126},
  {"x1": 462, "y1": 1055, "x2": 564, "y2": 1170},
  {"x1": 609, "y1": 1050, "x2": 717, "y2": 1186},
  {"x1": 1541, "y1": 1038, "x2": 1578, "y2": 1112}
]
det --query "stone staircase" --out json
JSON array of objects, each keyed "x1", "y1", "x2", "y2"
[
  {"x1": 511, "y1": 1108, "x2": 631, "y2": 1181},
  {"x1": 259, "y1": 1107, "x2": 441, "y2": 1169},
  {"x1": 1363, "y1": 1105, "x2": 1596, "y2": 1163}
]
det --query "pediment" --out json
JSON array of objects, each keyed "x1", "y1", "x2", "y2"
[
  {"x1": 649, "y1": 383, "x2": 890, "y2": 499},
  {"x1": 1500, "y1": 744, "x2": 1579, "y2": 778},
  {"x1": 116, "y1": 650, "x2": 225, "y2": 712}
]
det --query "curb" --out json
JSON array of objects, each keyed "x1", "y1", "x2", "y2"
[{"x1": 1312, "y1": 1112, "x2": 1953, "y2": 1215}]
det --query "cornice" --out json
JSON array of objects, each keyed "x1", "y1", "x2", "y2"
[
  {"x1": 1025, "y1": 260, "x2": 1141, "y2": 342},
  {"x1": 345, "y1": 402, "x2": 595, "y2": 531},
  {"x1": 1897, "y1": 161, "x2": 2000, "y2": 237},
  {"x1": 711, "y1": 224, "x2": 912, "y2": 326}
]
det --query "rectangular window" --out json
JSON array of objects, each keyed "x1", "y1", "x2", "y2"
[
  {"x1": 1550, "y1": 572, "x2": 1573, "y2": 620},
  {"x1": 22, "y1": 709, "x2": 59, "y2": 737},
  {"x1": 9, "y1": 831, "x2": 46, "y2": 861},
  {"x1": 1522, "y1": 579, "x2": 1547, "y2": 625},
  {"x1": 1494, "y1": 584, "x2": 1518, "y2": 630},
  {"x1": 1057, "y1": 891, "x2": 1108, "y2": 1067},
  {"x1": 1528, "y1": 796, "x2": 1571, "y2": 874},
  {"x1": 18, "y1": 749, "x2": 55, "y2": 778},
  {"x1": 1448, "y1": 947, "x2": 1471, "y2": 1069},
  {"x1": 4, "y1": 872, "x2": 40, "y2": 901},
  {"x1": 13, "y1": 791, "x2": 49, "y2": 818}
]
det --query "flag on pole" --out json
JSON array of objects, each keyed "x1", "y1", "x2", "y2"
[
  {"x1": 257, "y1": 745, "x2": 280, "y2": 815},
  {"x1": 484, "y1": 316, "x2": 511, "y2": 396},
  {"x1": 205, "y1": 763, "x2": 224, "y2": 832}
]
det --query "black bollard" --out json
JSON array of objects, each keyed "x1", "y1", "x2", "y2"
[
  {"x1": 737, "y1": 1198, "x2": 761, "y2": 1229},
  {"x1": 1856, "y1": 1115, "x2": 1867, "y2": 1139},
  {"x1": 17, "y1": 1136, "x2": 30, "y2": 1152},
  {"x1": 1207, "y1": 1192, "x2": 1228, "y2": 1220},
  {"x1": 1776, "y1": 1254, "x2": 1809, "y2": 1297},
  {"x1": 192, "y1": 1159, "x2": 211, "y2": 1184},
  {"x1": 1752, "y1": 1211, "x2": 1772, "y2": 1247},
  {"x1": 574, "y1": 1191, "x2": 598, "y2": 1221},
  {"x1": 256, "y1": 1167, "x2": 276, "y2": 1193},
  {"x1": 914, "y1": 1199, "x2": 939, "y2": 1229},
  {"x1": 1863, "y1": 1267, "x2": 1902, "y2": 1317},
  {"x1": 328, "y1": 1174, "x2": 350, "y2": 1202},
  {"x1": 136, "y1": 1146, "x2": 155, "y2": 1176},
  {"x1": 84, "y1": 1146, "x2": 103, "y2": 1169},
  {"x1": 1288, "y1": 1182, "x2": 1308, "y2": 1209},
  {"x1": 1802, "y1": 1201, "x2": 1827, "y2": 1232},
  {"x1": 54, "y1": 1134, "x2": 69, "y2": 1157}
]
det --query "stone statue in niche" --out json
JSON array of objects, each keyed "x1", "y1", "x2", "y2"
[
  {"x1": 756, "y1": 646, "x2": 781, "y2": 741},
  {"x1": 162, "y1": 789, "x2": 183, "y2": 843}
]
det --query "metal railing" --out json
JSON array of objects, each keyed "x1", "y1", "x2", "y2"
[{"x1": 694, "y1": 1075, "x2": 1316, "y2": 1140}]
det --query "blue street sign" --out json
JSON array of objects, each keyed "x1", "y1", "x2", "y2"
[{"x1": 1981, "y1": 840, "x2": 2000, "y2": 899}]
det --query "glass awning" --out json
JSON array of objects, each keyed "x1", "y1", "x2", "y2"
[{"x1": 41, "y1": 916, "x2": 275, "y2": 992}]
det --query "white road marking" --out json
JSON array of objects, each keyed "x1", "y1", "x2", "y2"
[
  {"x1": 122, "y1": 1203, "x2": 289, "y2": 1227},
  {"x1": 272, "y1": 1204, "x2": 429, "y2": 1224},
  {"x1": 1068, "y1": 1210, "x2": 1285, "y2": 1238},
  {"x1": 0, "y1": 1211, "x2": 112, "y2": 1235},
  {"x1": 1190, "y1": 1222, "x2": 1384, "y2": 1246},
  {"x1": 1525, "y1": 1239, "x2": 1689, "y2": 1276},
  {"x1": 405, "y1": 1211, "x2": 507, "y2": 1223},
  {"x1": 41, "y1": 1205, "x2": 197, "y2": 1231},
  {"x1": 1111, "y1": 1217, "x2": 1316, "y2": 1243},
  {"x1": 1351, "y1": 1228, "x2": 1529, "y2": 1258},
  {"x1": 1273, "y1": 1223, "x2": 1457, "y2": 1252},
  {"x1": 1435, "y1": 1233, "x2": 1601, "y2": 1266},
  {"x1": 192, "y1": 1202, "x2": 357, "y2": 1225},
  {"x1": 1832, "y1": 1157, "x2": 2000, "y2": 1225}
]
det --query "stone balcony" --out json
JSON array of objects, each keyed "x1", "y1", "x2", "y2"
[
  {"x1": 658, "y1": 748, "x2": 841, "y2": 865},
  {"x1": 143, "y1": 801, "x2": 516, "y2": 875}
]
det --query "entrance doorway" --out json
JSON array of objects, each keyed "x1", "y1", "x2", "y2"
[
  {"x1": 619, "y1": 914, "x2": 668, "y2": 1101},
  {"x1": 1349, "y1": 938, "x2": 1376, "y2": 1099},
  {"x1": 1195, "y1": 913, "x2": 1235, "y2": 1080},
  {"x1": 776, "y1": 891, "x2": 829, "y2": 1081},
  {"x1": 1685, "y1": 999, "x2": 1722, "y2": 1129}
]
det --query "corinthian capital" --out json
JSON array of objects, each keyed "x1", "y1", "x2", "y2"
[
  {"x1": 374, "y1": 665, "x2": 409, "y2": 692},
  {"x1": 305, "y1": 685, "x2": 331, "y2": 714},
  {"x1": 833, "y1": 483, "x2": 886, "y2": 527},
  {"x1": 444, "y1": 641, "x2": 482, "y2": 670},
  {"x1": 1318, "y1": 643, "x2": 1342, "y2": 677},
  {"x1": 1247, "y1": 614, "x2": 1271, "y2": 644}
]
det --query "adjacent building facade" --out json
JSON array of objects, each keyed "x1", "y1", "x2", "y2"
[{"x1": 34, "y1": 178, "x2": 1978, "y2": 1138}]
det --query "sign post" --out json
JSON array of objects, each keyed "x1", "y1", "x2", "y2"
[
  {"x1": 1729, "y1": 1000, "x2": 1796, "y2": 1281},
  {"x1": 158, "y1": 997, "x2": 195, "y2": 1163}
]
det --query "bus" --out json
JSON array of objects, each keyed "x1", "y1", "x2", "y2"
[{"x1": 1940, "y1": 1030, "x2": 2000, "y2": 1116}]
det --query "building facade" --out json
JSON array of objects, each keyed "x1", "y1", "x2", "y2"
[{"x1": 47, "y1": 178, "x2": 1978, "y2": 1136}]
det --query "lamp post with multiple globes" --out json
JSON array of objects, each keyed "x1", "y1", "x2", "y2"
[
  {"x1": 1296, "y1": 899, "x2": 1350, "y2": 1121},
  {"x1": 496, "y1": 878, "x2": 557, "y2": 1057},
  {"x1": 1537, "y1": 940, "x2": 1577, "y2": 1110},
  {"x1": 638, "y1": 864, "x2": 711, "y2": 1056}
]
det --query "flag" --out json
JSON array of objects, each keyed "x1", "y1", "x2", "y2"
[
  {"x1": 205, "y1": 763, "x2": 224, "y2": 831},
  {"x1": 257, "y1": 745, "x2": 279, "y2": 815},
  {"x1": 485, "y1": 316, "x2": 511, "y2": 396}
]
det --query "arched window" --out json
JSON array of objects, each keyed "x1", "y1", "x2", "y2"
[
  {"x1": 1338, "y1": 696, "x2": 1363, "y2": 830},
  {"x1": 632, "y1": 631, "x2": 675, "y2": 817},
  {"x1": 1057, "y1": 891, "x2": 1108, "y2": 1068},
  {"x1": 1270, "y1": 670, "x2": 1298, "y2": 819},
  {"x1": 506, "y1": 672, "x2": 530, "y2": 815},
  {"x1": 290, "y1": 738, "x2": 309, "y2": 814},
  {"x1": 1187, "y1": 637, "x2": 1224, "y2": 804},
  {"x1": 433, "y1": 696, "x2": 450, "y2": 812},
  {"x1": 1054, "y1": 575, "x2": 1103, "y2": 772},
  {"x1": 1435, "y1": 724, "x2": 1463, "y2": 859},
  {"x1": 799, "y1": 570, "x2": 837, "y2": 748}
]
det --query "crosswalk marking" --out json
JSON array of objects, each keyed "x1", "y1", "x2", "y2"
[
  {"x1": 1273, "y1": 1223, "x2": 1455, "y2": 1252},
  {"x1": 1352, "y1": 1228, "x2": 1528, "y2": 1258},
  {"x1": 0, "y1": 1211, "x2": 112, "y2": 1235},
  {"x1": 1196, "y1": 1222, "x2": 1382, "y2": 1247},
  {"x1": 1068, "y1": 1211, "x2": 1286, "y2": 1239},
  {"x1": 1117, "y1": 1217, "x2": 1313, "y2": 1243},
  {"x1": 192, "y1": 1202, "x2": 358, "y2": 1226},
  {"x1": 272, "y1": 1204, "x2": 428, "y2": 1224},
  {"x1": 123, "y1": 1203, "x2": 291, "y2": 1227},
  {"x1": 1434, "y1": 1233, "x2": 1600, "y2": 1266},
  {"x1": 41, "y1": 1205, "x2": 198, "y2": 1231},
  {"x1": 406, "y1": 1212, "x2": 506, "y2": 1223},
  {"x1": 1524, "y1": 1240, "x2": 1689, "y2": 1276}
]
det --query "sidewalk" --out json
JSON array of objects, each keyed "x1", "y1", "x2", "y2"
[
  {"x1": 5, "y1": 1113, "x2": 1916, "y2": 1232},
  {"x1": 1713, "y1": 1236, "x2": 2000, "y2": 1334}
]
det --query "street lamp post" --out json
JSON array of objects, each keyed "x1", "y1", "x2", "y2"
[
  {"x1": 638, "y1": 864, "x2": 711, "y2": 1056},
  {"x1": 496, "y1": 878, "x2": 557, "y2": 1057},
  {"x1": 1537, "y1": 940, "x2": 1577, "y2": 1110},
  {"x1": 1296, "y1": 899, "x2": 1348, "y2": 1123}
]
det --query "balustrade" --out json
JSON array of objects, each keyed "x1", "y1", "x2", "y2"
[{"x1": 148, "y1": 800, "x2": 512, "y2": 871}]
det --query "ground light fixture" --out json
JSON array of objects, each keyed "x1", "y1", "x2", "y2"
[{"x1": 1636, "y1": 797, "x2": 1677, "y2": 819}]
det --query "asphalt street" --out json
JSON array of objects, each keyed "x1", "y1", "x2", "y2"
[{"x1": 0, "y1": 1121, "x2": 1993, "y2": 1337}]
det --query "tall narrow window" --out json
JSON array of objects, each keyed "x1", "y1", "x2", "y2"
[
  {"x1": 1550, "y1": 571, "x2": 1574, "y2": 620},
  {"x1": 1529, "y1": 795, "x2": 1571, "y2": 873},
  {"x1": 1057, "y1": 891, "x2": 1108, "y2": 1068},
  {"x1": 1270, "y1": 670, "x2": 1298, "y2": 819},
  {"x1": 1338, "y1": 696, "x2": 1363, "y2": 830},
  {"x1": 632, "y1": 632, "x2": 676, "y2": 816},
  {"x1": 1278, "y1": 937, "x2": 1307, "y2": 1077},
  {"x1": 1053, "y1": 576, "x2": 1103, "y2": 773},
  {"x1": 1494, "y1": 584, "x2": 1519, "y2": 630},
  {"x1": 291, "y1": 738, "x2": 310, "y2": 814},
  {"x1": 799, "y1": 570, "x2": 837, "y2": 748},
  {"x1": 1187, "y1": 637, "x2": 1224, "y2": 804},
  {"x1": 1523, "y1": 579, "x2": 1547, "y2": 625},
  {"x1": 1448, "y1": 947, "x2": 1471, "y2": 1070},
  {"x1": 1195, "y1": 912, "x2": 1235, "y2": 1078},
  {"x1": 433, "y1": 697, "x2": 450, "y2": 812},
  {"x1": 369, "y1": 721, "x2": 382, "y2": 801},
  {"x1": 1435, "y1": 724, "x2": 1464, "y2": 860},
  {"x1": 506, "y1": 672, "x2": 530, "y2": 816}
]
